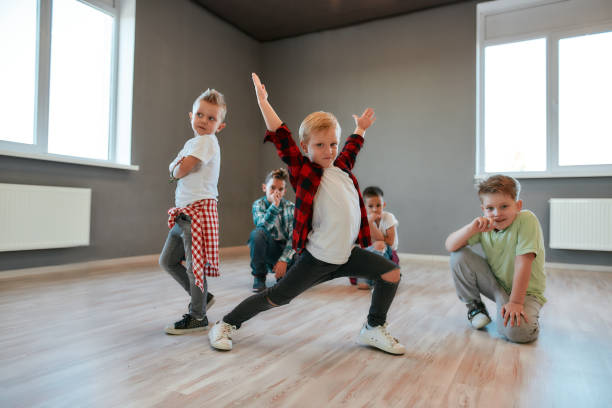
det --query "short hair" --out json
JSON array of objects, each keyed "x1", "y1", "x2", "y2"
[
  {"x1": 192, "y1": 89, "x2": 227, "y2": 121},
  {"x1": 298, "y1": 111, "x2": 341, "y2": 144},
  {"x1": 264, "y1": 168, "x2": 288, "y2": 184},
  {"x1": 477, "y1": 174, "x2": 521, "y2": 201},
  {"x1": 363, "y1": 186, "x2": 384, "y2": 199}
]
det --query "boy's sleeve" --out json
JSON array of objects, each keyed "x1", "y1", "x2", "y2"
[
  {"x1": 516, "y1": 211, "x2": 544, "y2": 257},
  {"x1": 385, "y1": 212, "x2": 399, "y2": 230},
  {"x1": 280, "y1": 240, "x2": 295, "y2": 263},
  {"x1": 169, "y1": 145, "x2": 186, "y2": 171},
  {"x1": 280, "y1": 202, "x2": 296, "y2": 262},
  {"x1": 169, "y1": 155, "x2": 181, "y2": 172},
  {"x1": 252, "y1": 199, "x2": 279, "y2": 231},
  {"x1": 334, "y1": 134, "x2": 364, "y2": 171},
  {"x1": 263, "y1": 124, "x2": 304, "y2": 189},
  {"x1": 187, "y1": 136, "x2": 217, "y2": 164},
  {"x1": 468, "y1": 232, "x2": 481, "y2": 246}
]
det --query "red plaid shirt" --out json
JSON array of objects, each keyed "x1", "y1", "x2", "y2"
[{"x1": 264, "y1": 124, "x2": 371, "y2": 254}]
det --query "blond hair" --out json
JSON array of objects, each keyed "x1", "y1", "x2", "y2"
[
  {"x1": 298, "y1": 111, "x2": 341, "y2": 144},
  {"x1": 477, "y1": 174, "x2": 521, "y2": 201},
  {"x1": 192, "y1": 88, "x2": 227, "y2": 121}
]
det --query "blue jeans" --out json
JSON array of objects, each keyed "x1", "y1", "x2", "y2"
[
  {"x1": 248, "y1": 228, "x2": 291, "y2": 277},
  {"x1": 159, "y1": 214, "x2": 208, "y2": 320}
]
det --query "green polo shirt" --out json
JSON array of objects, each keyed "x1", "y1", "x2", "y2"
[{"x1": 468, "y1": 210, "x2": 546, "y2": 304}]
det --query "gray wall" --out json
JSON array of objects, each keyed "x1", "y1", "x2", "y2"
[
  {"x1": 1, "y1": 1, "x2": 611, "y2": 271},
  {"x1": 0, "y1": 0, "x2": 263, "y2": 271},
  {"x1": 259, "y1": 2, "x2": 612, "y2": 265}
]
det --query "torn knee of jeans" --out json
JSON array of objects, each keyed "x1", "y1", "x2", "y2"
[{"x1": 265, "y1": 296, "x2": 280, "y2": 307}]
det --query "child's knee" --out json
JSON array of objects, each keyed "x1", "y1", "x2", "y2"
[
  {"x1": 381, "y1": 268, "x2": 401, "y2": 283},
  {"x1": 499, "y1": 321, "x2": 539, "y2": 344},
  {"x1": 449, "y1": 248, "x2": 470, "y2": 270},
  {"x1": 249, "y1": 228, "x2": 268, "y2": 244},
  {"x1": 158, "y1": 252, "x2": 171, "y2": 270}
]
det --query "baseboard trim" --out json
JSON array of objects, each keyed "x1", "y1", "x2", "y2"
[
  {"x1": 397, "y1": 252, "x2": 612, "y2": 273},
  {"x1": 2, "y1": 247, "x2": 609, "y2": 280},
  {"x1": 0, "y1": 245, "x2": 250, "y2": 280},
  {"x1": 398, "y1": 253, "x2": 450, "y2": 263},
  {"x1": 544, "y1": 262, "x2": 612, "y2": 273}
]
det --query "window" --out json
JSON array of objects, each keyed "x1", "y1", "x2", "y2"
[
  {"x1": 476, "y1": 0, "x2": 612, "y2": 178},
  {"x1": 0, "y1": 0, "x2": 136, "y2": 169},
  {"x1": 0, "y1": 0, "x2": 37, "y2": 145}
]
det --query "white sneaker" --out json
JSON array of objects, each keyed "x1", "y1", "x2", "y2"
[
  {"x1": 357, "y1": 323, "x2": 406, "y2": 355},
  {"x1": 467, "y1": 300, "x2": 491, "y2": 329},
  {"x1": 470, "y1": 312, "x2": 491, "y2": 329},
  {"x1": 208, "y1": 320, "x2": 237, "y2": 351}
]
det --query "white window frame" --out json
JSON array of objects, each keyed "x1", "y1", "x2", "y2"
[
  {"x1": 476, "y1": 0, "x2": 612, "y2": 179},
  {"x1": 0, "y1": 0, "x2": 138, "y2": 171}
]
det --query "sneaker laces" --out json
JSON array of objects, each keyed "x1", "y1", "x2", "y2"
[
  {"x1": 220, "y1": 322, "x2": 236, "y2": 340},
  {"x1": 379, "y1": 323, "x2": 400, "y2": 345}
]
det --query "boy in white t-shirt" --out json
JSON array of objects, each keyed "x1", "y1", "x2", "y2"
[
  {"x1": 355, "y1": 186, "x2": 400, "y2": 289},
  {"x1": 159, "y1": 89, "x2": 226, "y2": 335},
  {"x1": 207, "y1": 73, "x2": 405, "y2": 355}
]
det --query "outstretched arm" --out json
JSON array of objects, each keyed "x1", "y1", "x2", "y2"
[{"x1": 252, "y1": 73, "x2": 282, "y2": 131}]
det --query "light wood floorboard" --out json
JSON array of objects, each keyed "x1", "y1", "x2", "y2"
[{"x1": 1, "y1": 254, "x2": 611, "y2": 407}]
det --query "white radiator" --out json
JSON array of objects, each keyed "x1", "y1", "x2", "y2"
[
  {"x1": 549, "y1": 198, "x2": 612, "y2": 251},
  {"x1": 0, "y1": 183, "x2": 91, "y2": 252}
]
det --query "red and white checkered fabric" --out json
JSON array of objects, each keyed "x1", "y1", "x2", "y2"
[{"x1": 167, "y1": 199, "x2": 219, "y2": 291}]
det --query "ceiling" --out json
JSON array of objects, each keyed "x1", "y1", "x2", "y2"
[{"x1": 192, "y1": 0, "x2": 476, "y2": 42}]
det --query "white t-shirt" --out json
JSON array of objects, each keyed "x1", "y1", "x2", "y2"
[
  {"x1": 170, "y1": 133, "x2": 220, "y2": 207},
  {"x1": 306, "y1": 166, "x2": 361, "y2": 264},
  {"x1": 377, "y1": 211, "x2": 399, "y2": 250}
]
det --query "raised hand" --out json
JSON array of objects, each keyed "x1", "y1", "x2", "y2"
[
  {"x1": 252, "y1": 73, "x2": 268, "y2": 102},
  {"x1": 471, "y1": 216, "x2": 495, "y2": 233},
  {"x1": 272, "y1": 190, "x2": 282, "y2": 207},
  {"x1": 352, "y1": 108, "x2": 377, "y2": 134},
  {"x1": 251, "y1": 73, "x2": 282, "y2": 131}
]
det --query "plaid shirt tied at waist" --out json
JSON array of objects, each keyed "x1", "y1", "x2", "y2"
[{"x1": 167, "y1": 198, "x2": 219, "y2": 291}]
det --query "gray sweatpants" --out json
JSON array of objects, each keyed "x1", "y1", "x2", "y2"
[
  {"x1": 450, "y1": 247, "x2": 542, "y2": 343},
  {"x1": 159, "y1": 214, "x2": 208, "y2": 320}
]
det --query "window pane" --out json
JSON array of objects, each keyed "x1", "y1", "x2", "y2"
[
  {"x1": 484, "y1": 38, "x2": 547, "y2": 172},
  {"x1": 48, "y1": 0, "x2": 113, "y2": 160},
  {"x1": 559, "y1": 31, "x2": 612, "y2": 166},
  {"x1": 0, "y1": 0, "x2": 37, "y2": 144}
]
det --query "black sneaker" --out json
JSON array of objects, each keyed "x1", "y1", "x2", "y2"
[
  {"x1": 165, "y1": 314, "x2": 208, "y2": 335},
  {"x1": 466, "y1": 300, "x2": 491, "y2": 329},
  {"x1": 206, "y1": 292, "x2": 215, "y2": 310},
  {"x1": 252, "y1": 275, "x2": 266, "y2": 293}
]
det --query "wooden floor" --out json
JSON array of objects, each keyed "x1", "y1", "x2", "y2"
[{"x1": 1, "y1": 253, "x2": 611, "y2": 408}]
